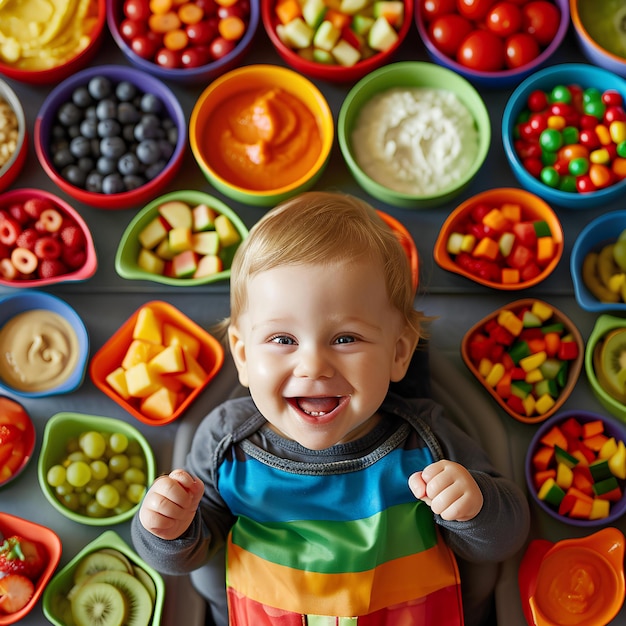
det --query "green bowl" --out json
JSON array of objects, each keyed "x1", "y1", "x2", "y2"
[
  {"x1": 37, "y1": 412, "x2": 156, "y2": 525},
  {"x1": 585, "y1": 314, "x2": 626, "y2": 423},
  {"x1": 42, "y1": 530, "x2": 164, "y2": 626},
  {"x1": 115, "y1": 190, "x2": 248, "y2": 286},
  {"x1": 338, "y1": 61, "x2": 491, "y2": 209}
]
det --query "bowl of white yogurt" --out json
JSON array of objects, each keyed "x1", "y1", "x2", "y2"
[{"x1": 338, "y1": 61, "x2": 491, "y2": 209}]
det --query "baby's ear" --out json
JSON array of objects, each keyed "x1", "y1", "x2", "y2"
[
  {"x1": 227, "y1": 324, "x2": 249, "y2": 388},
  {"x1": 391, "y1": 327, "x2": 420, "y2": 382}
]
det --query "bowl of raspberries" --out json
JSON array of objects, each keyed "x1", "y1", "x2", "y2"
[{"x1": 0, "y1": 189, "x2": 97, "y2": 287}]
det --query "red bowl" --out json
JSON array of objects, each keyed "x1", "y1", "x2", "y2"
[{"x1": 0, "y1": 396, "x2": 36, "y2": 489}]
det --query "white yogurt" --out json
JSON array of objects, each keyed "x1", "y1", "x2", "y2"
[{"x1": 350, "y1": 87, "x2": 480, "y2": 196}]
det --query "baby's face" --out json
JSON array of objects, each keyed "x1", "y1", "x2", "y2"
[{"x1": 228, "y1": 257, "x2": 415, "y2": 450}]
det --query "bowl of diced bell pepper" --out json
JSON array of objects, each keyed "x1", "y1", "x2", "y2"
[
  {"x1": 461, "y1": 299, "x2": 583, "y2": 424},
  {"x1": 526, "y1": 410, "x2": 626, "y2": 526}
]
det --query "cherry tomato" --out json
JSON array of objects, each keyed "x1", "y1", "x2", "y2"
[
  {"x1": 504, "y1": 32, "x2": 540, "y2": 69},
  {"x1": 181, "y1": 46, "x2": 212, "y2": 67},
  {"x1": 195, "y1": 0, "x2": 218, "y2": 16},
  {"x1": 217, "y1": 3, "x2": 247, "y2": 20},
  {"x1": 186, "y1": 18, "x2": 219, "y2": 44},
  {"x1": 429, "y1": 14, "x2": 473, "y2": 56},
  {"x1": 209, "y1": 36, "x2": 236, "y2": 59},
  {"x1": 120, "y1": 18, "x2": 148, "y2": 41},
  {"x1": 486, "y1": 2, "x2": 522, "y2": 37},
  {"x1": 155, "y1": 47, "x2": 180, "y2": 68},
  {"x1": 457, "y1": 30, "x2": 505, "y2": 71},
  {"x1": 124, "y1": 0, "x2": 151, "y2": 21},
  {"x1": 521, "y1": 0, "x2": 560, "y2": 47},
  {"x1": 456, "y1": 0, "x2": 496, "y2": 20},
  {"x1": 421, "y1": 0, "x2": 456, "y2": 21},
  {"x1": 130, "y1": 33, "x2": 160, "y2": 59}
]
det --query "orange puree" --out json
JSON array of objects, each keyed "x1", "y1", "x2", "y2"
[{"x1": 204, "y1": 87, "x2": 323, "y2": 191}]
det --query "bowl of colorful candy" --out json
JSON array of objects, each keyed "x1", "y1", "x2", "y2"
[
  {"x1": 0, "y1": 79, "x2": 27, "y2": 193},
  {"x1": 570, "y1": 0, "x2": 626, "y2": 78},
  {"x1": 34, "y1": 64, "x2": 186, "y2": 210},
  {"x1": 461, "y1": 299, "x2": 583, "y2": 424},
  {"x1": 107, "y1": 0, "x2": 260, "y2": 84},
  {"x1": 262, "y1": 0, "x2": 413, "y2": 83},
  {"x1": 0, "y1": 0, "x2": 106, "y2": 85},
  {"x1": 338, "y1": 61, "x2": 490, "y2": 209},
  {"x1": 416, "y1": 0, "x2": 569, "y2": 89},
  {"x1": 0, "y1": 397, "x2": 35, "y2": 489},
  {"x1": 37, "y1": 412, "x2": 156, "y2": 526},
  {"x1": 434, "y1": 187, "x2": 563, "y2": 290},
  {"x1": 502, "y1": 63, "x2": 626, "y2": 209},
  {"x1": 525, "y1": 410, "x2": 626, "y2": 526}
]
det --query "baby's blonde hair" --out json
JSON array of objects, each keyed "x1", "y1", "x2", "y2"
[{"x1": 224, "y1": 191, "x2": 424, "y2": 339}]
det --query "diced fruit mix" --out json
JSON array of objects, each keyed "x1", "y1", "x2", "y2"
[
  {"x1": 136, "y1": 199, "x2": 242, "y2": 279},
  {"x1": 104, "y1": 306, "x2": 210, "y2": 420},
  {"x1": 46, "y1": 429, "x2": 149, "y2": 520},
  {"x1": 445, "y1": 199, "x2": 559, "y2": 285},
  {"x1": 466, "y1": 301, "x2": 580, "y2": 419},
  {"x1": 0, "y1": 195, "x2": 88, "y2": 282},
  {"x1": 531, "y1": 416, "x2": 626, "y2": 521},
  {"x1": 273, "y1": 0, "x2": 404, "y2": 67},
  {"x1": 0, "y1": 397, "x2": 34, "y2": 485}
]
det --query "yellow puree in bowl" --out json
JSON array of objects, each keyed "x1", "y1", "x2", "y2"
[
  {"x1": 0, "y1": 0, "x2": 98, "y2": 70},
  {"x1": 203, "y1": 87, "x2": 323, "y2": 191},
  {"x1": 0, "y1": 309, "x2": 79, "y2": 392}
]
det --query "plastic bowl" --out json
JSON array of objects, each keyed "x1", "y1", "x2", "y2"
[
  {"x1": 34, "y1": 64, "x2": 186, "y2": 210},
  {"x1": 502, "y1": 63, "x2": 626, "y2": 209},
  {"x1": 37, "y1": 412, "x2": 156, "y2": 526},
  {"x1": 377, "y1": 210, "x2": 419, "y2": 295},
  {"x1": 570, "y1": 0, "x2": 626, "y2": 78},
  {"x1": 0, "y1": 512, "x2": 62, "y2": 626},
  {"x1": 0, "y1": 397, "x2": 35, "y2": 489},
  {"x1": 115, "y1": 190, "x2": 248, "y2": 287},
  {"x1": 0, "y1": 78, "x2": 27, "y2": 193},
  {"x1": 570, "y1": 210, "x2": 626, "y2": 313},
  {"x1": 0, "y1": 188, "x2": 97, "y2": 287},
  {"x1": 415, "y1": 0, "x2": 569, "y2": 89},
  {"x1": 0, "y1": 0, "x2": 106, "y2": 85},
  {"x1": 0, "y1": 291, "x2": 89, "y2": 398},
  {"x1": 337, "y1": 61, "x2": 490, "y2": 209},
  {"x1": 107, "y1": 0, "x2": 260, "y2": 84},
  {"x1": 525, "y1": 410, "x2": 626, "y2": 527},
  {"x1": 461, "y1": 298, "x2": 583, "y2": 424},
  {"x1": 434, "y1": 187, "x2": 563, "y2": 290},
  {"x1": 89, "y1": 300, "x2": 224, "y2": 426},
  {"x1": 262, "y1": 0, "x2": 413, "y2": 83},
  {"x1": 189, "y1": 64, "x2": 333, "y2": 207},
  {"x1": 43, "y1": 529, "x2": 164, "y2": 626}
]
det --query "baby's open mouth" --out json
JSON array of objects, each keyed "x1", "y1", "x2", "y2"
[{"x1": 290, "y1": 396, "x2": 347, "y2": 417}]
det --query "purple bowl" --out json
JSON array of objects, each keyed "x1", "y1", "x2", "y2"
[
  {"x1": 107, "y1": 0, "x2": 260, "y2": 85},
  {"x1": 526, "y1": 410, "x2": 626, "y2": 527},
  {"x1": 415, "y1": 0, "x2": 569, "y2": 88},
  {"x1": 34, "y1": 64, "x2": 186, "y2": 210}
]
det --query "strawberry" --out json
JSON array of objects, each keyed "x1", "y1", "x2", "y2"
[
  {"x1": 0, "y1": 424, "x2": 21, "y2": 445},
  {"x1": 0, "y1": 574, "x2": 35, "y2": 614},
  {"x1": 0, "y1": 536, "x2": 46, "y2": 580}
]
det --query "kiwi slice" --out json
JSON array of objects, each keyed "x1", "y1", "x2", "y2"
[
  {"x1": 73, "y1": 550, "x2": 133, "y2": 586},
  {"x1": 98, "y1": 548, "x2": 135, "y2": 574},
  {"x1": 86, "y1": 570, "x2": 154, "y2": 626},
  {"x1": 71, "y1": 581, "x2": 127, "y2": 626},
  {"x1": 132, "y1": 565, "x2": 157, "y2": 604},
  {"x1": 597, "y1": 329, "x2": 626, "y2": 402}
]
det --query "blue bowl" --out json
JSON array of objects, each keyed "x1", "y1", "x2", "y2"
[
  {"x1": 0, "y1": 291, "x2": 89, "y2": 397},
  {"x1": 571, "y1": 210, "x2": 626, "y2": 313},
  {"x1": 415, "y1": 0, "x2": 569, "y2": 89},
  {"x1": 502, "y1": 63, "x2": 626, "y2": 209}
]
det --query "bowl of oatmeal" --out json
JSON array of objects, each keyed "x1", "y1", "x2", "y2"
[{"x1": 337, "y1": 61, "x2": 491, "y2": 209}]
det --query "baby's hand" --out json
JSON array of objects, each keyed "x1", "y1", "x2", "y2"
[
  {"x1": 139, "y1": 470, "x2": 205, "y2": 540},
  {"x1": 408, "y1": 460, "x2": 483, "y2": 522}
]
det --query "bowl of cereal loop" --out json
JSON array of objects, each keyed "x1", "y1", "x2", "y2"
[{"x1": 338, "y1": 61, "x2": 490, "y2": 209}]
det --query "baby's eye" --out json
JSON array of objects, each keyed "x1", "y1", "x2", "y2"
[
  {"x1": 335, "y1": 335, "x2": 356, "y2": 344},
  {"x1": 269, "y1": 335, "x2": 296, "y2": 345}
]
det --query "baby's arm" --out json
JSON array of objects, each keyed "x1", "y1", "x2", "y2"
[
  {"x1": 408, "y1": 460, "x2": 483, "y2": 522},
  {"x1": 139, "y1": 469, "x2": 205, "y2": 540}
]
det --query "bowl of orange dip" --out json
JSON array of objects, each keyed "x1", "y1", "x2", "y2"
[{"x1": 189, "y1": 64, "x2": 334, "y2": 207}]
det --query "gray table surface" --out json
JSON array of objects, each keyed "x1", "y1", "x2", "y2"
[{"x1": 2, "y1": 13, "x2": 626, "y2": 626}]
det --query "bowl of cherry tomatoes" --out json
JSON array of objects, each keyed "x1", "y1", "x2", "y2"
[
  {"x1": 108, "y1": 0, "x2": 260, "y2": 84},
  {"x1": 415, "y1": 0, "x2": 569, "y2": 88}
]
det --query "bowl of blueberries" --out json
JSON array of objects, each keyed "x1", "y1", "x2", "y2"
[{"x1": 33, "y1": 65, "x2": 186, "y2": 210}]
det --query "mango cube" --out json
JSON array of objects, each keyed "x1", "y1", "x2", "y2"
[
  {"x1": 176, "y1": 350, "x2": 208, "y2": 388},
  {"x1": 125, "y1": 362, "x2": 162, "y2": 398},
  {"x1": 163, "y1": 323, "x2": 200, "y2": 359},
  {"x1": 149, "y1": 344, "x2": 185, "y2": 374},
  {"x1": 140, "y1": 386, "x2": 179, "y2": 420},
  {"x1": 105, "y1": 367, "x2": 131, "y2": 400},
  {"x1": 122, "y1": 340, "x2": 164, "y2": 370},
  {"x1": 133, "y1": 307, "x2": 163, "y2": 344}
]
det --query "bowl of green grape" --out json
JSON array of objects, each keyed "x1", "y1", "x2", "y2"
[{"x1": 37, "y1": 412, "x2": 155, "y2": 525}]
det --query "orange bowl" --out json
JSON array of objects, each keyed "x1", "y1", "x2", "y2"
[
  {"x1": 0, "y1": 396, "x2": 35, "y2": 488},
  {"x1": 461, "y1": 298, "x2": 583, "y2": 424},
  {"x1": 377, "y1": 210, "x2": 419, "y2": 295},
  {"x1": 89, "y1": 301, "x2": 224, "y2": 426},
  {"x1": 434, "y1": 188, "x2": 563, "y2": 290},
  {"x1": 0, "y1": 512, "x2": 62, "y2": 625}
]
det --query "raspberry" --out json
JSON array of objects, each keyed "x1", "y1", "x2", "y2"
[
  {"x1": 60, "y1": 224, "x2": 85, "y2": 249},
  {"x1": 0, "y1": 217, "x2": 21, "y2": 246},
  {"x1": 61, "y1": 247, "x2": 86, "y2": 269},
  {"x1": 23, "y1": 197, "x2": 54, "y2": 219},
  {"x1": 38, "y1": 259, "x2": 67, "y2": 279},
  {"x1": 8, "y1": 203, "x2": 29, "y2": 225},
  {"x1": 15, "y1": 228, "x2": 38, "y2": 251},
  {"x1": 34, "y1": 236, "x2": 62, "y2": 260}
]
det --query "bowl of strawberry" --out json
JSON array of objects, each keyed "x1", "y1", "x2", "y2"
[
  {"x1": 0, "y1": 512, "x2": 62, "y2": 625},
  {"x1": 415, "y1": 0, "x2": 569, "y2": 88},
  {"x1": 434, "y1": 187, "x2": 563, "y2": 290},
  {"x1": 0, "y1": 189, "x2": 97, "y2": 288},
  {"x1": 0, "y1": 397, "x2": 35, "y2": 489},
  {"x1": 108, "y1": 0, "x2": 260, "y2": 84}
]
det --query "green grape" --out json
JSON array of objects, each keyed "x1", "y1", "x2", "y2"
[
  {"x1": 47, "y1": 464, "x2": 67, "y2": 488},
  {"x1": 95, "y1": 484, "x2": 121, "y2": 509},
  {"x1": 114, "y1": 497, "x2": 134, "y2": 515},
  {"x1": 59, "y1": 493, "x2": 80, "y2": 511},
  {"x1": 85, "y1": 499, "x2": 108, "y2": 518},
  {"x1": 55, "y1": 482, "x2": 74, "y2": 496},
  {"x1": 109, "y1": 454, "x2": 130, "y2": 474},
  {"x1": 129, "y1": 454, "x2": 145, "y2": 469},
  {"x1": 66, "y1": 461, "x2": 92, "y2": 487},
  {"x1": 126, "y1": 483, "x2": 146, "y2": 505},
  {"x1": 126, "y1": 440, "x2": 141, "y2": 456},
  {"x1": 85, "y1": 478, "x2": 105, "y2": 495},
  {"x1": 65, "y1": 437, "x2": 79, "y2": 453},
  {"x1": 66, "y1": 451, "x2": 90, "y2": 464},
  {"x1": 90, "y1": 460, "x2": 109, "y2": 481},
  {"x1": 123, "y1": 467, "x2": 146, "y2": 486},
  {"x1": 79, "y1": 430, "x2": 107, "y2": 459},
  {"x1": 111, "y1": 478, "x2": 127, "y2": 495},
  {"x1": 108, "y1": 432, "x2": 129, "y2": 454},
  {"x1": 78, "y1": 491, "x2": 91, "y2": 507}
]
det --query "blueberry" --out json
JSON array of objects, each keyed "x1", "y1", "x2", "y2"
[
  {"x1": 52, "y1": 147, "x2": 75, "y2": 169},
  {"x1": 145, "y1": 160, "x2": 167, "y2": 180},
  {"x1": 96, "y1": 99, "x2": 117, "y2": 121},
  {"x1": 102, "y1": 173, "x2": 125, "y2": 194},
  {"x1": 78, "y1": 156, "x2": 95, "y2": 172},
  {"x1": 118, "y1": 102, "x2": 140, "y2": 125},
  {"x1": 100, "y1": 136, "x2": 126, "y2": 159},
  {"x1": 62, "y1": 164, "x2": 87, "y2": 187},
  {"x1": 97, "y1": 118, "x2": 122, "y2": 138},
  {"x1": 116, "y1": 81, "x2": 138, "y2": 102},
  {"x1": 96, "y1": 156, "x2": 117, "y2": 175},
  {"x1": 72, "y1": 86, "x2": 93, "y2": 108},
  {"x1": 69, "y1": 135, "x2": 92, "y2": 159},
  {"x1": 85, "y1": 106, "x2": 98, "y2": 120},
  {"x1": 136, "y1": 139, "x2": 161, "y2": 165},
  {"x1": 67, "y1": 124, "x2": 81, "y2": 139},
  {"x1": 140, "y1": 93, "x2": 163, "y2": 114},
  {"x1": 85, "y1": 171, "x2": 104, "y2": 192},
  {"x1": 51, "y1": 124, "x2": 67, "y2": 141},
  {"x1": 158, "y1": 138, "x2": 175, "y2": 160},
  {"x1": 118, "y1": 152, "x2": 141, "y2": 176},
  {"x1": 88, "y1": 76, "x2": 113, "y2": 100},
  {"x1": 57, "y1": 102, "x2": 82, "y2": 127},
  {"x1": 90, "y1": 138, "x2": 101, "y2": 158},
  {"x1": 122, "y1": 124, "x2": 136, "y2": 142},
  {"x1": 123, "y1": 175, "x2": 145, "y2": 190},
  {"x1": 167, "y1": 126, "x2": 179, "y2": 146}
]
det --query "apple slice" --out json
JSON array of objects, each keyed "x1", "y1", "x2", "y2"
[
  {"x1": 137, "y1": 248, "x2": 165, "y2": 275},
  {"x1": 214, "y1": 214, "x2": 242, "y2": 247},
  {"x1": 192, "y1": 204, "x2": 217, "y2": 232},
  {"x1": 193, "y1": 254, "x2": 223, "y2": 278},
  {"x1": 158, "y1": 201, "x2": 193, "y2": 229},
  {"x1": 171, "y1": 249, "x2": 199, "y2": 278},
  {"x1": 191, "y1": 231, "x2": 219, "y2": 256}
]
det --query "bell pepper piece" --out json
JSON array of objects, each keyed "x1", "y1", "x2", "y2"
[{"x1": 540, "y1": 425, "x2": 568, "y2": 449}]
